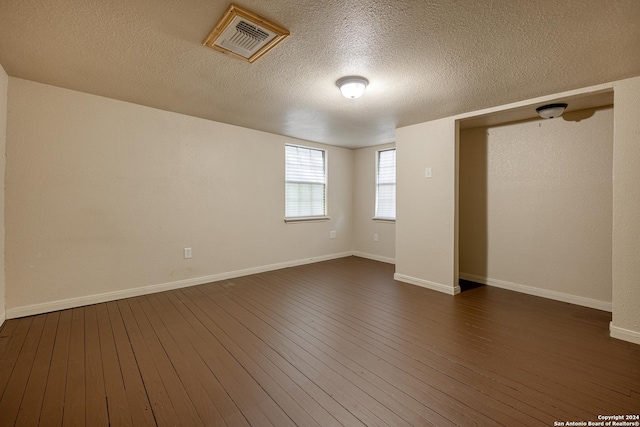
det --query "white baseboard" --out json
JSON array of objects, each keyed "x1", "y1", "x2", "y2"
[
  {"x1": 394, "y1": 273, "x2": 461, "y2": 295},
  {"x1": 351, "y1": 251, "x2": 395, "y2": 264},
  {"x1": 459, "y1": 273, "x2": 612, "y2": 312},
  {"x1": 609, "y1": 323, "x2": 640, "y2": 345},
  {"x1": 6, "y1": 251, "x2": 353, "y2": 319},
  {"x1": 0, "y1": 310, "x2": 5, "y2": 328}
]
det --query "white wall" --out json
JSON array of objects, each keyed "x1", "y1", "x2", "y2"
[
  {"x1": 394, "y1": 118, "x2": 459, "y2": 295},
  {"x1": 611, "y1": 77, "x2": 640, "y2": 344},
  {"x1": 352, "y1": 143, "x2": 395, "y2": 263},
  {"x1": 459, "y1": 108, "x2": 613, "y2": 310},
  {"x1": 0, "y1": 64, "x2": 7, "y2": 326},
  {"x1": 5, "y1": 78, "x2": 353, "y2": 316}
]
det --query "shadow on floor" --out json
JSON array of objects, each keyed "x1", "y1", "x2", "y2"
[{"x1": 459, "y1": 279, "x2": 485, "y2": 292}]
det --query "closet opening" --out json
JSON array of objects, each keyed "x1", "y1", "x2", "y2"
[{"x1": 455, "y1": 90, "x2": 614, "y2": 313}]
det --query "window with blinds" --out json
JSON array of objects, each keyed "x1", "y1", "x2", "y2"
[
  {"x1": 375, "y1": 148, "x2": 396, "y2": 220},
  {"x1": 285, "y1": 144, "x2": 327, "y2": 218}
]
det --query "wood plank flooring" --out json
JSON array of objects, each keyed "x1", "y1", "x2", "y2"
[{"x1": 0, "y1": 256, "x2": 638, "y2": 426}]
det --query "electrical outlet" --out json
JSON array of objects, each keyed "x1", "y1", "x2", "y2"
[
  {"x1": 374, "y1": 233, "x2": 379, "y2": 242},
  {"x1": 329, "y1": 230, "x2": 336, "y2": 239},
  {"x1": 184, "y1": 247, "x2": 192, "y2": 259}
]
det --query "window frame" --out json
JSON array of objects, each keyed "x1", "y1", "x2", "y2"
[
  {"x1": 284, "y1": 144, "x2": 330, "y2": 223},
  {"x1": 374, "y1": 148, "x2": 396, "y2": 222}
]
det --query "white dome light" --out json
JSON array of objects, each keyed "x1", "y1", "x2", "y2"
[
  {"x1": 336, "y1": 76, "x2": 369, "y2": 99},
  {"x1": 536, "y1": 103, "x2": 568, "y2": 119}
]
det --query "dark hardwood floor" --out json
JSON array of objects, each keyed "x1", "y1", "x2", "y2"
[{"x1": 0, "y1": 256, "x2": 638, "y2": 426}]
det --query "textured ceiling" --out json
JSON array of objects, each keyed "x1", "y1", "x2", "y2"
[{"x1": 1, "y1": 0, "x2": 639, "y2": 148}]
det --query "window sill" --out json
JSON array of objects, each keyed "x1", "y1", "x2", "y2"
[
  {"x1": 372, "y1": 217, "x2": 396, "y2": 223},
  {"x1": 285, "y1": 216, "x2": 331, "y2": 224}
]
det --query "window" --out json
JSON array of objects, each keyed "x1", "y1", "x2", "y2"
[
  {"x1": 285, "y1": 144, "x2": 327, "y2": 219},
  {"x1": 375, "y1": 148, "x2": 396, "y2": 220}
]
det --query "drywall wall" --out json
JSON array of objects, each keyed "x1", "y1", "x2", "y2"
[
  {"x1": 5, "y1": 78, "x2": 353, "y2": 315},
  {"x1": 611, "y1": 77, "x2": 640, "y2": 344},
  {"x1": 395, "y1": 118, "x2": 459, "y2": 294},
  {"x1": 459, "y1": 108, "x2": 613, "y2": 308},
  {"x1": 0, "y1": 64, "x2": 7, "y2": 326},
  {"x1": 352, "y1": 143, "x2": 395, "y2": 263},
  {"x1": 395, "y1": 78, "x2": 638, "y2": 344}
]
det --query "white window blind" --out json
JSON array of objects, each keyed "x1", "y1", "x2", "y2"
[
  {"x1": 376, "y1": 148, "x2": 396, "y2": 219},
  {"x1": 285, "y1": 145, "x2": 326, "y2": 218}
]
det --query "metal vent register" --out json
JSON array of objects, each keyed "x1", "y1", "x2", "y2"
[
  {"x1": 203, "y1": 4, "x2": 290, "y2": 63},
  {"x1": 231, "y1": 21, "x2": 269, "y2": 50}
]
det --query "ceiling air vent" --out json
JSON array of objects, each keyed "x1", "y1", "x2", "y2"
[{"x1": 203, "y1": 4, "x2": 290, "y2": 63}]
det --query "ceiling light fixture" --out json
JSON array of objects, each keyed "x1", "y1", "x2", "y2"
[
  {"x1": 536, "y1": 103, "x2": 568, "y2": 119},
  {"x1": 336, "y1": 76, "x2": 369, "y2": 99}
]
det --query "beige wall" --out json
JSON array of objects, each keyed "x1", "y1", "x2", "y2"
[
  {"x1": 0, "y1": 64, "x2": 7, "y2": 325},
  {"x1": 459, "y1": 108, "x2": 613, "y2": 307},
  {"x1": 5, "y1": 78, "x2": 353, "y2": 315},
  {"x1": 396, "y1": 79, "x2": 640, "y2": 344},
  {"x1": 611, "y1": 77, "x2": 640, "y2": 343},
  {"x1": 395, "y1": 118, "x2": 459, "y2": 294},
  {"x1": 352, "y1": 143, "x2": 395, "y2": 262},
  {"x1": 4, "y1": 75, "x2": 639, "y2": 345}
]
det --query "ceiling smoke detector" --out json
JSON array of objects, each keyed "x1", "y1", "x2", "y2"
[{"x1": 203, "y1": 4, "x2": 290, "y2": 63}]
